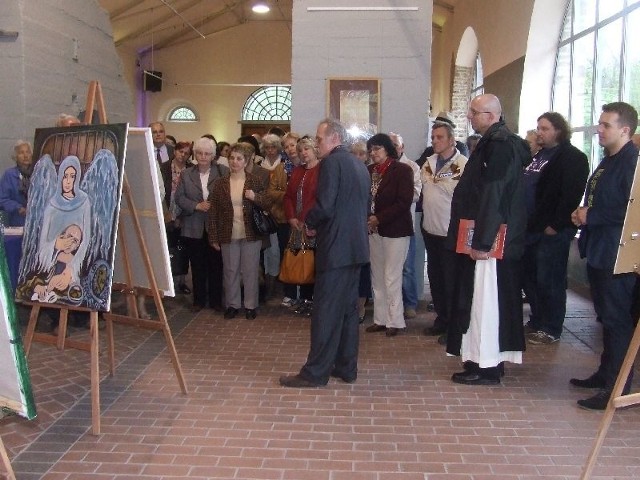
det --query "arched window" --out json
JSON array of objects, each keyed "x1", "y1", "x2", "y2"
[
  {"x1": 168, "y1": 106, "x2": 198, "y2": 122},
  {"x1": 552, "y1": 0, "x2": 640, "y2": 171},
  {"x1": 242, "y1": 86, "x2": 292, "y2": 121}
]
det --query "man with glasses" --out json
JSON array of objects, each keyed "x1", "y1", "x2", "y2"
[
  {"x1": 149, "y1": 121, "x2": 174, "y2": 164},
  {"x1": 444, "y1": 94, "x2": 531, "y2": 385}
]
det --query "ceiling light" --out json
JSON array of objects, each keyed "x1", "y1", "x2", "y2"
[{"x1": 252, "y1": 3, "x2": 270, "y2": 14}]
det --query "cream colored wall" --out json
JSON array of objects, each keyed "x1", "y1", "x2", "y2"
[
  {"x1": 123, "y1": 21, "x2": 291, "y2": 143},
  {"x1": 430, "y1": 0, "x2": 535, "y2": 115}
]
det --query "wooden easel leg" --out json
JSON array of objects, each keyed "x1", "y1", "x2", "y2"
[
  {"x1": 23, "y1": 305, "x2": 41, "y2": 356},
  {"x1": 107, "y1": 316, "x2": 115, "y2": 377},
  {"x1": 56, "y1": 308, "x2": 69, "y2": 350},
  {"x1": 580, "y1": 318, "x2": 640, "y2": 479},
  {"x1": 160, "y1": 319, "x2": 188, "y2": 394},
  {"x1": 90, "y1": 311, "x2": 101, "y2": 435},
  {"x1": 0, "y1": 435, "x2": 16, "y2": 480}
]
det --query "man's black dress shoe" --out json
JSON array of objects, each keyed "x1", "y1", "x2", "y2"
[
  {"x1": 365, "y1": 324, "x2": 386, "y2": 333},
  {"x1": 570, "y1": 373, "x2": 606, "y2": 389},
  {"x1": 451, "y1": 371, "x2": 500, "y2": 385},
  {"x1": 224, "y1": 307, "x2": 238, "y2": 319},
  {"x1": 577, "y1": 390, "x2": 610, "y2": 410},
  {"x1": 178, "y1": 284, "x2": 192, "y2": 294},
  {"x1": 279, "y1": 375, "x2": 323, "y2": 388},
  {"x1": 245, "y1": 309, "x2": 257, "y2": 320},
  {"x1": 423, "y1": 322, "x2": 446, "y2": 336},
  {"x1": 330, "y1": 370, "x2": 357, "y2": 384},
  {"x1": 386, "y1": 327, "x2": 402, "y2": 337}
]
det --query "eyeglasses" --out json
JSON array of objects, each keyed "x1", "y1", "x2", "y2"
[
  {"x1": 367, "y1": 145, "x2": 384, "y2": 153},
  {"x1": 468, "y1": 108, "x2": 491, "y2": 117}
]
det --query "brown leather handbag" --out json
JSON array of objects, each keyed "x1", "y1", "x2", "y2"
[{"x1": 279, "y1": 229, "x2": 315, "y2": 284}]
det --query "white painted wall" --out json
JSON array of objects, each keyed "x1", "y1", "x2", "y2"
[
  {"x1": 290, "y1": 0, "x2": 432, "y2": 160},
  {"x1": 0, "y1": 0, "x2": 133, "y2": 169}
]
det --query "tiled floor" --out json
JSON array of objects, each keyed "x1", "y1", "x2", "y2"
[{"x1": 2, "y1": 287, "x2": 640, "y2": 480}]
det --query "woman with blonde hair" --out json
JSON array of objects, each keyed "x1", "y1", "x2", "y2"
[{"x1": 282, "y1": 136, "x2": 321, "y2": 315}]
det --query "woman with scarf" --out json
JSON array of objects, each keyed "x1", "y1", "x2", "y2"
[{"x1": 363, "y1": 133, "x2": 414, "y2": 337}]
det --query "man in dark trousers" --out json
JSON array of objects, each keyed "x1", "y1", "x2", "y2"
[
  {"x1": 279, "y1": 118, "x2": 370, "y2": 387},
  {"x1": 523, "y1": 112, "x2": 589, "y2": 345},
  {"x1": 445, "y1": 94, "x2": 531, "y2": 385},
  {"x1": 571, "y1": 102, "x2": 639, "y2": 410}
]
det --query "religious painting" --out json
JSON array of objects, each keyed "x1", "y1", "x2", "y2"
[
  {"x1": 326, "y1": 78, "x2": 380, "y2": 141},
  {"x1": 15, "y1": 124, "x2": 128, "y2": 312}
]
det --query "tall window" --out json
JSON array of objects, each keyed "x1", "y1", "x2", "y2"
[
  {"x1": 468, "y1": 52, "x2": 484, "y2": 135},
  {"x1": 552, "y1": 0, "x2": 640, "y2": 171},
  {"x1": 242, "y1": 86, "x2": 292, "y2": 121}
]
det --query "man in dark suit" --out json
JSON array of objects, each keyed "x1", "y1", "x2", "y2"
[
  {"x1": 149, "y1": 122, "x2": 174, "y2": 164},
  {"x1": 279, "y1": 118, "x2": 371, "y2": 387}
]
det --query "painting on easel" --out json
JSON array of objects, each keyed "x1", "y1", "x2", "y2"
[{"x1": 15, "y1": 123, "x2": 128, "y2": 311}]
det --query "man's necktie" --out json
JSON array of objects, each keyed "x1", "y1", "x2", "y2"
[{"x1": 156, "y1": 147, "x2": 162, "y2": 164}]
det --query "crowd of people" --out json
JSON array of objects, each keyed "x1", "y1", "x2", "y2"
[{"x1": 3, "y1": 95, "x2": 639, "y2": 411}]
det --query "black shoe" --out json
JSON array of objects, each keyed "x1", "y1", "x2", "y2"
[
  {"x1": 437, "y1": 333, "x2": 448, "y2": 345},
  {"x1": 245, "y1": 309, "x2": 257, "y2": 320},
  {"x1": 577, "y1": 390, "x2": 611, "y2": 411},
  {"x1": 358, "y1": 312, "x2": 367, "y2": 324},
  {"x1": 570, "y1": 373, "x2": 606, "y2": 389},
  {"x1": 426, "y1": 302, "x2": 435, "y2": 312},
  {"x1": 451, "y1": 371, "x2": 500, "y2": 385},
  {"x1": 423, "y1": 322, "x2": 446, "y2": 336},
  {"x1": 279, "y1": 375, "x2": 323, "y2": 388},
  {"x1": 385, "y1": 327, "x2": 403, "y2": 337},
  {"x1": 178, "y1": 284, "x2": 192, "y2": 294},
  {"x1": 365, "y1": 324, "x2": 387, "y2": 333},
  {"x1": 330, "y1": 370, "x2": 357, "y2": 384},
  {"x1": 224, "y1": 307, "x2": 238, "y2": 319}
]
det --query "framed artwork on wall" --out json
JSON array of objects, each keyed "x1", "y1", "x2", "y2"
[{"x1": 326, "y1": 78, "x2": 380, "y2": 140}]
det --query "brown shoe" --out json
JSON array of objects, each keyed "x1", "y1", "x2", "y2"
[{"x1": 365, "y1": 324, "x2": 386, "y2": 333}]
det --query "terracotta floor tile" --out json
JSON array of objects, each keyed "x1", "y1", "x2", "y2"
[{"x1": 2, "y1": 289, "x2": 640, "y2": 478}]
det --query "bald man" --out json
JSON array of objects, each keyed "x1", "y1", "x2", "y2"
[{"x1": 444, "y1": 94, "x2": 532, "y2": 385}]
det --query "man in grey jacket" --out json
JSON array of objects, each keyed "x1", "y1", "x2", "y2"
[{"x1": 280, "y1": 118, "x2": 371, "y2": 387}]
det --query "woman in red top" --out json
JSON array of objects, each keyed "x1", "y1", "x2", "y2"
[{"x1": 283, "y1": 136, "x2": 321, "y2": 315}]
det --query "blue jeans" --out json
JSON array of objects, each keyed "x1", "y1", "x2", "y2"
[
  {"x1": 587, "y1": 265, "x2": 635, "y2": 392},
  {"x1": 522, "y1": 228, "x2": 574, "y2": 338},
  {"x1": 402, "y1": 234, "x2": 418, "y2": 309}
]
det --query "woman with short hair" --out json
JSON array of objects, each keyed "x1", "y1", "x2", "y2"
[
  {"x1": 364, "y1": 133, "x2": 414, "y2": 337},
  {"x1": 0, "y1": 140, "x2": 33, "y2": 226},
  {"x1": 208, "y1": 143, "x2": 266, "y2": 319},
  {"x1": 174, "y1": 137, "x2": 228, "y2": 312}
]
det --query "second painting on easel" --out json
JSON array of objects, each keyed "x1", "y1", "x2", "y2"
[{"x1": 15, "y1": 123, "x2": 128, "y2": 311}]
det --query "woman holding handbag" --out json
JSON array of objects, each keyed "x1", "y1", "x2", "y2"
[
  {"x1": 281, "y1": 136, "x2": 321, "y2": 315},
  {"x1": 208, "y1": 142, "x2": 267, "y2": 320}
]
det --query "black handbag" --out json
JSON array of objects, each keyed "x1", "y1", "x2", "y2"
[
  {"x1": 169, "y1": 238, "x2": 189, "y2": 276},
  {"x1": 251, "y1": 204, "x2": 278, "y2": 235}
]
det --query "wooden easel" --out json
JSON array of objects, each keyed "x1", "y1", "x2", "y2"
[
  {"x1": 0, "y1": 434, "x2": 16, "y2": 480},
  {"x1": 580, "y1": 312, "x2": 640, "y2": 478},
  {"x1": 22, "y1": 80, "x2": 187, "y2": 435}
]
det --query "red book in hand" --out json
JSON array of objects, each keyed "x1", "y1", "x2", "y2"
[{"x1": 455, "y1": 219, "x2": 507, "y2": 260}]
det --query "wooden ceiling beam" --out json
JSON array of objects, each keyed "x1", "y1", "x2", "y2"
[{"x1": 114, "y1": 0, "x2": 203, "y2": 47}]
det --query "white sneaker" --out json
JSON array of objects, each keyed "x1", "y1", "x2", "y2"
[
  {"x1": 527, "y1": 331, "x2": 559, "y2": 345},
  {"x1": 281, "y1": 297, "x2": 295, "y2": 307}
]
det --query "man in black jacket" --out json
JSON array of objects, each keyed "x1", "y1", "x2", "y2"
[
  {"x1": 445, "y1": 94, "x2": 531, "y2": 385},
  {"x1": 523, "y1": 112, "x2": 589, "y2": 345}
]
